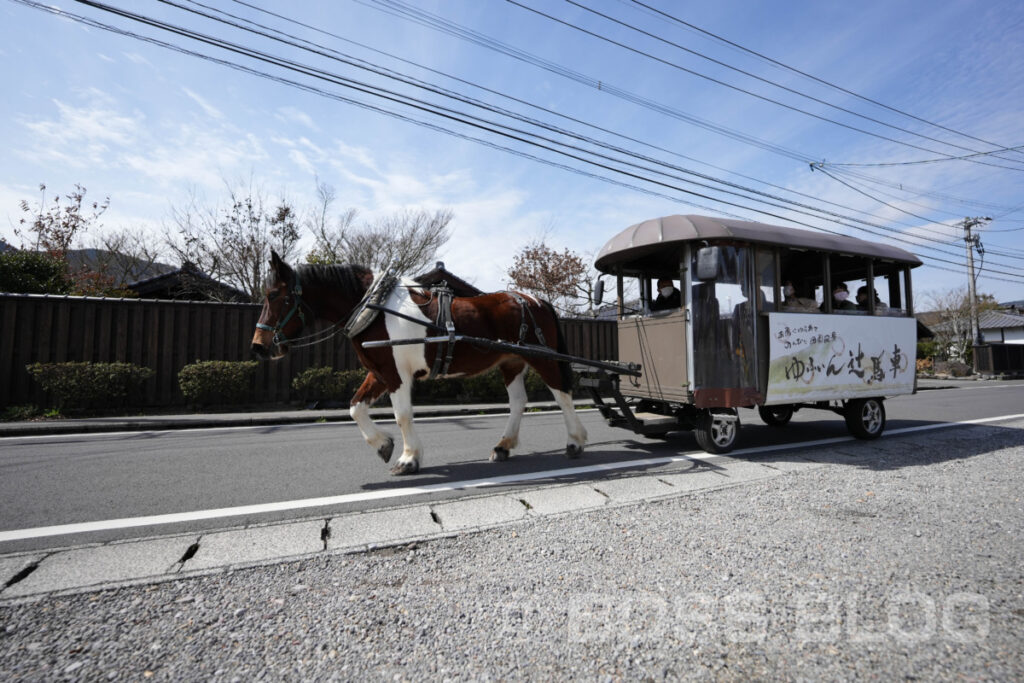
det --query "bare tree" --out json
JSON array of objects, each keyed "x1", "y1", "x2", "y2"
[
  {"x1": 87, "y1": 227, "x2": 169, "y2": 286},
  {"x1": 922, "y1": 287, "x2": 999, "y2": 361},
  {"x1": 164, "y1": 179, "x2": 301, "y2": 301},
  {"x1": 305, "y1": 200, "x2": 453, "y2": 276},
  {"x1": 506, "y1": 240, "x2": 593, "y2": 316},
  {"x1": 305, "y1": 180, "x2": 358, "y2": 265},
  {"x1": 17, "y1": 183, "x2": 108, "y2": 258}
]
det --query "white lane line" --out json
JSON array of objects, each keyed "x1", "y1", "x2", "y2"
[{"x1": 1, "y1": 413, "x2": 1022, "y2": 543}]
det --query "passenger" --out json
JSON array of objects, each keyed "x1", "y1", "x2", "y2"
[
  {"x1": 856, "y1": 286, "x2": 888, "y2": 312},
  {"x1": 821, "y1": 282, "x2": 856, "y2": 312},
  {"x1": 782, "y1": 279, "x2": 818, "y2": 312},
  {"x1": 650, "y1": 278, "x2": 681, "y2": 312}
]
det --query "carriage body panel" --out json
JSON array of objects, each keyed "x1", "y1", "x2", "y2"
[{"x1": 616, "y1": 310, "x2": 689, "y2": 403}]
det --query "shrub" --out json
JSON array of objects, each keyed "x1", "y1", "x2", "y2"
[
  {"x1": 292, "y1": 367, "x2": 367, "y2": 403},
  {"x1": 178, "y1": 360, "x2": 258, "y2": 406},
  {"x1": 916, "y1": 357, "x2": 934, "y2": 374},
  {"x1": 0, "y1": 250, "x2": 71, "y2": 294},
  {"x1": 26, "y1": 361, "x2": 154, "y2": 412}
]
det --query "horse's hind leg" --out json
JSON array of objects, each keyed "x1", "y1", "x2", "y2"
[
  {"x1": 491, "y1": 362, "x2": 528, "y2": 462},
  {"x1": 350, "y1": 373, "x2": 394, "y2": 463},
  {"x1": 531, "y1": 359, "x2": 587, "y2": 458}
]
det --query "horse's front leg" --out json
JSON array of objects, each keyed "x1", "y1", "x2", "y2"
[
  {"x1": 388, "y1": 380, "x2": 423, "y2": 475},
  {"x1": 350, "y1": 373, "x2": 394, "y2": 463},
  {"x1": 491, "y1": 364, "x2": 528, "y2": 462}
]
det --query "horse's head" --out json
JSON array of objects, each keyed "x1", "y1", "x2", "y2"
[{"x1": 252, "y1": 250, "x2": 306, "y2": 360}]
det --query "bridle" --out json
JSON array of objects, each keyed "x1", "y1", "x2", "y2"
[{"x1": 256, "y1": 275, "x2": 309, "y2": 346}]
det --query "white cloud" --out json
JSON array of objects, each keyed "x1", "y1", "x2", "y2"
[
  {"x1": 182, "y1": 87, "x2": 224, "y2": 120},
  {"x1": 276, "y1": 106, "x2": 319, "y2": 132}
]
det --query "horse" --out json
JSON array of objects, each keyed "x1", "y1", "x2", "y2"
[{"x1": 251, "y1": 251, "x2": 587, "y2": 475}]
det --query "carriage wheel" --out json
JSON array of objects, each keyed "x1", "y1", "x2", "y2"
[
  {"x1": 758, "y1": 404, "x2": 794, "y2": 427},
  {"x1": 844, "y1": 398, "x2": 886, "y2": 440},
  {"x1": 695, "y1": 409, "x2": 739, "y2": 454}
]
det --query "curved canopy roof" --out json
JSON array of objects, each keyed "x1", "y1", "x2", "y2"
[{"x1": 594, "y1": 215, "x2": 923, "y2": 273}]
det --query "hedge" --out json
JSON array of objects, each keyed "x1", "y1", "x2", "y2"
[
  {"x1": 26, "y1": 361, "x2": 154, "y2": 412},
  {"x1": 292, "y1": 367, "x2": 368, "y2": 403},
  {"x1": 178, "y1": 360, "x2": 259, "y2": 406}
]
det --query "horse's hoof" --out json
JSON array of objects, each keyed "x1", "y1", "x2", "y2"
[
  {"x1": 377, "y1": 437, "x2": 395, "y2": 463},
  {"x1": 490, "y1": 447, "x2": 510, "y2": 462},
  {"x1": 566, "y1": 443, "x2": 583, "y2": 459},
  {"x1": 390, "y1": 460, "x2": 420, "y2": 476}
]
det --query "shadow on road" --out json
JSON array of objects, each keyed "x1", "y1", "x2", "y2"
[{"x1": 357, "y1": 418, "x2": 1024, "y2": 493}]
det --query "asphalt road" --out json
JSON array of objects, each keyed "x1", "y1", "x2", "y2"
[{"x1": 2, "y1": 382, "x2": 1023, "y2": 556}]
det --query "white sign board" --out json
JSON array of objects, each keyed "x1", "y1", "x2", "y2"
[{"x1": 765, "y1": 313, "x2": 917, "y2": 405}]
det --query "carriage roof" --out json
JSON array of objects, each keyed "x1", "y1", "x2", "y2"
[{"x1": 594, "y1": 214, "x2": 923, "y2": 274}]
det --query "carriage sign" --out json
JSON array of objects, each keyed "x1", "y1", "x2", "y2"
[{"x1": 764, "y1": 313, "x2": 917, "y2": 405}]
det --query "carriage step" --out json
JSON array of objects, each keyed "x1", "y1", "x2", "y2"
[{"x1": 632, "y1": 412, "x2": 679, "y2": 428}]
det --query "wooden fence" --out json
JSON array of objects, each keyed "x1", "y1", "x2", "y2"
[
  {"x1": 974, "y1": 343, "x2": 1024, "y2": 377},
  {"x1": 0, "y1": 294, "x2": 617, "y2": 408}
]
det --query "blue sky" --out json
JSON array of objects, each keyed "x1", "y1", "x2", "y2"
[{"x1": 1, "y1": 0, "x2": 1022, "y2": 304}]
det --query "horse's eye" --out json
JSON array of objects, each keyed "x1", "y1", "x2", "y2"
[{"x1": 268, "y1": 290, "x2": 280, "y2": 302}]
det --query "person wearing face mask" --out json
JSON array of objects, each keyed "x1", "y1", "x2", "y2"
[
  {"x1": 781, "y1": 279, "x2": 817, "y2": 312},
  {"x1": 820, "y1": 282, "x2": 856, "y2": 312},
  {"x1": 650, "y1": 277, "x2": 681, "y2": 312}
]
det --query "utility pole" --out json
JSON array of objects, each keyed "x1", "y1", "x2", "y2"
[{"x1": 960, "y1": 216, "x2": 991, "y2": 347}]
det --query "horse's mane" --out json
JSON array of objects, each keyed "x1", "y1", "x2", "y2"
[{"x1": 295, "y1": 263, "x2": 372, "y2": 297}]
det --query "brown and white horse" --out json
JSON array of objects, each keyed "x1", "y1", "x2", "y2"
[{"x1": 251, "y1": 251, "x2": 587, "y2": 475}]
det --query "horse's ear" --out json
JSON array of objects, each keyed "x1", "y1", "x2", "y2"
[{"x1": 269, "y1": 250, "x2": 292, "y2": 281}]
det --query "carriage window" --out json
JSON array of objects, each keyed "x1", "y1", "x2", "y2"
[
  {"x1": 756, "y1": 248, "x2": 776, "y2": 312},
  {"x1": 691, "y1": 245, "x2": 756, "y2": 389},
  {"x1": 778, "y1": 248, "x2": 822, "y2": 313},
  {"x1": 874, "y1": 261, "x2": 908, "y2": 316},
  {"x1": 828, "y1": 254, "x2": 870, "y2": 314}
]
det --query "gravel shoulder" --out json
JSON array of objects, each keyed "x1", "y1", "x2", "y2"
[{"x1": 2, "y1": 422, "x2": 1023, "y2": 681}]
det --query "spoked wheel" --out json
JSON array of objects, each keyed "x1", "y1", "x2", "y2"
[
  {"x1": 757, "y1": 404, "x2": 794, "y2": 427},
  {"x1": 844, "y1": 398, "x2": 886, "y2": 440},
  {"x1": 695, "y1": 409, "x2": 739, "y2": 454}
]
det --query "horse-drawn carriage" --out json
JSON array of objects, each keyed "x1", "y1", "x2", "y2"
[{"x1": 252, "y1": 215, "x2": 920, "y2": 473}]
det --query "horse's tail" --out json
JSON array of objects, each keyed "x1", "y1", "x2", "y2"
[{"x1": 542, "y1": 300, "x2": 574, "y2": 394}]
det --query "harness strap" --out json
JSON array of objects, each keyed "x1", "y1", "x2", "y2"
[
  {"x1": 510, "y1": 292, "x2": 547, "y2": 346},
  {"x1": 428, "y1": 284, "x2": 456, "y2": 380}
]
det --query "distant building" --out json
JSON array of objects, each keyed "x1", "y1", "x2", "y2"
[
  {"x1": 128, "y1": 262, "x2": 250, "y2": 302},
  {"x1": 978, "y1": 309, "x2": 1024, "y2": 344}
]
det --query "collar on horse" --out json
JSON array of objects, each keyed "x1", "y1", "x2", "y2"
[{"x1": 343, "y1": 265, "x2": 400, "y2": 338}]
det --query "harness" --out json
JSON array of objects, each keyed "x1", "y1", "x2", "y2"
[
  {"x1": 428, "y1": 284, "x2": 457, "y2": 379},
  {"x1": 342, "y1": 266, "x2": 399, "y2": 338},
  {"x1": 509, "y1": 292, "x2": 547, "y2": 346}
]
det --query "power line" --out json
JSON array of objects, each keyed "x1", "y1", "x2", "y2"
[
  {"x1": 175, "y1": 0, "x2": 1020, "y2": 263},
  {"x1": 361, "y1": 0, "x2": 1024, "y2": 217},
  {"x1": 560, "y1": 0, "x2": 1024, "y2": 168},
  {"x1": 15, "y1": 0, "x2": 1024, "y2": 285},
  {"x1": 503, "y1": 0, "x2": 1024, "y2": 171},
  {"x1": 628, "y1": 0, "x2": 1024, "y2": 162}
]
